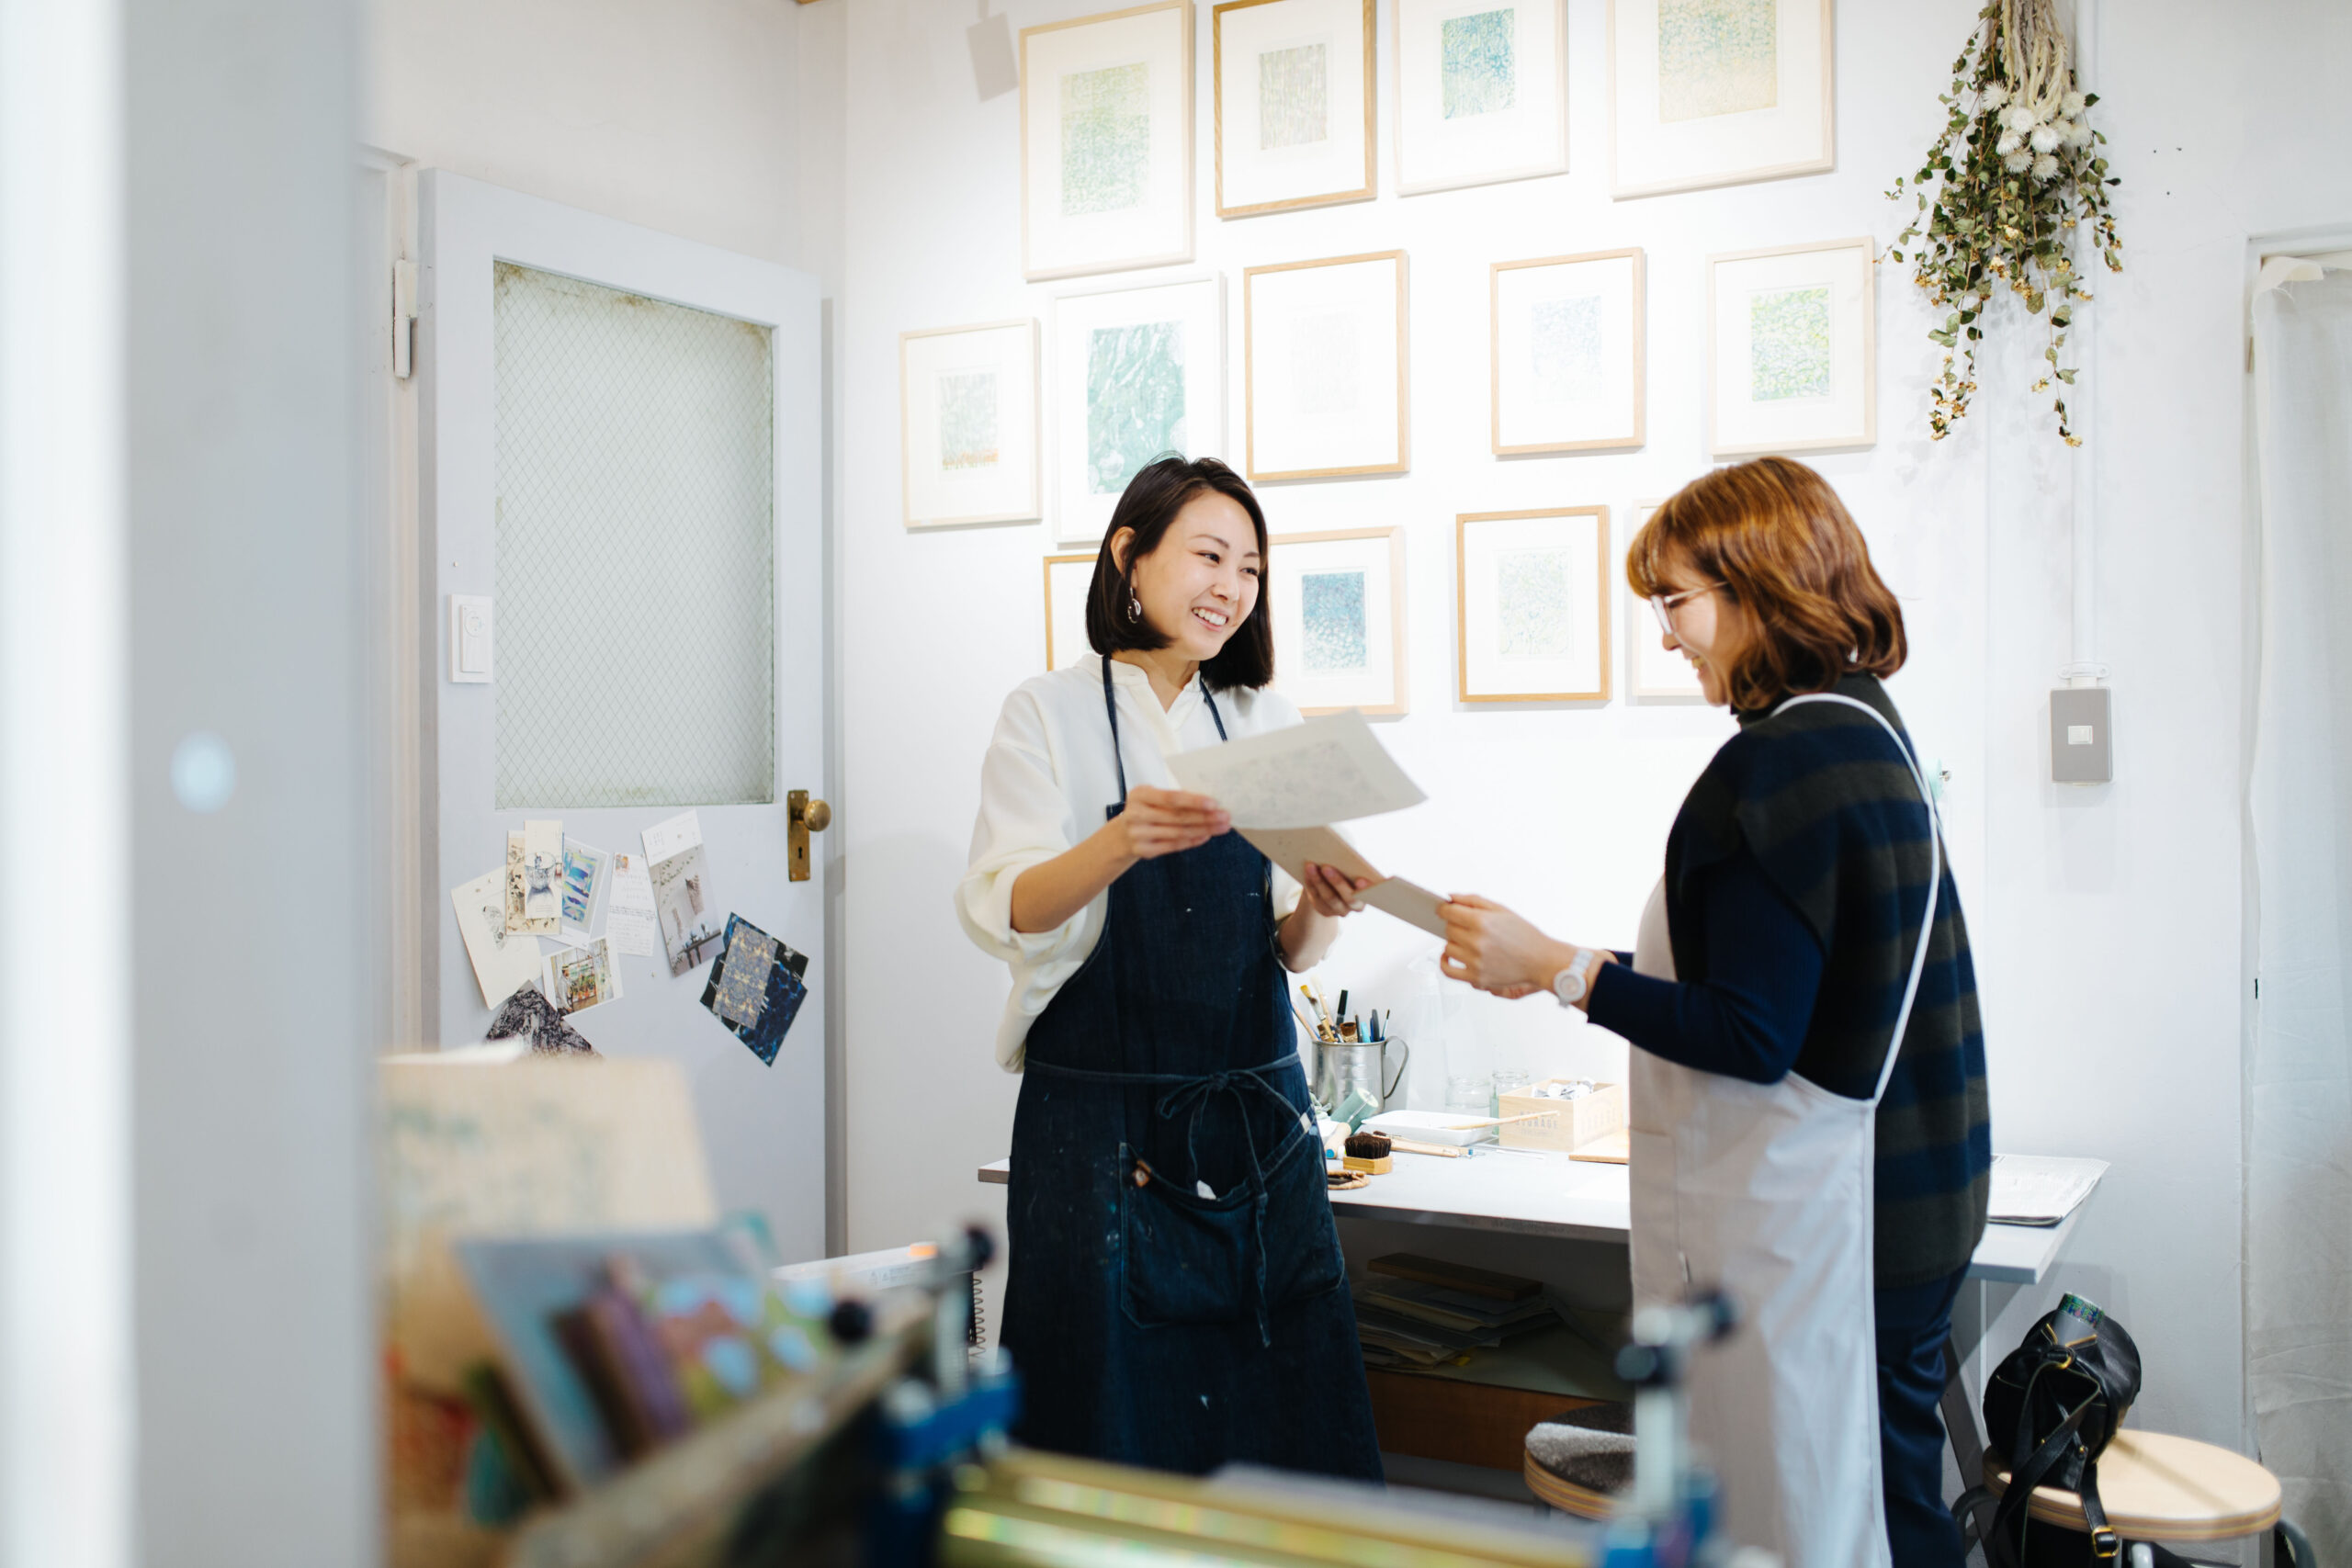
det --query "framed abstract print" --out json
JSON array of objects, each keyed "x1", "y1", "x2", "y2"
[
  {"x1": 1021, "y1": 1, "x2": 1193, "y2": 280},
  {"x1": 1706, "y1": 236, "x2": 1874, "y2": 457},
  {"x1": 1243, "y1": 251, "x2": 1408, "y2": 481},
  {"x1": 1608, "y1": 0, "x2": 1833, "y2": 198},
  {"x1": 1455, "y1": 506, "x2": 1609, "y2": 704},
  {"x1": 1213, "y1": 0, "x2": 1375, "y2": 217},
  {"x1": 1050, "y1": 274, "x2": 1225, "y2": 545},
  {"x1": 1623, "y1": 497, "x2": 1705, "y2": 699},
  {"x1": 1043, "y1": 552, "x2": 1098, "y2": 671},
  {"x1": 1395, "y1": 0, "x2": 1567, "y2": 195},
  {"x1": 899, "y1": 319, "x2": 1039, "y2": 528},
  {"x1": 1491, "y1": 247, "x2": 1644, "y2": 455},
  {"x1": 1268, "y1": 526, "x2": 1408, "y2": 715}
]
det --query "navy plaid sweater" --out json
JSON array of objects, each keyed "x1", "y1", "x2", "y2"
[{"x1": 1588, "y1": 673, "x2": 1992, "y2": 1288}]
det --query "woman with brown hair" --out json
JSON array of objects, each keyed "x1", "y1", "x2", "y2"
[{"x1": 1441, "y1": 457, "x2": 1989, "y2": 1568}]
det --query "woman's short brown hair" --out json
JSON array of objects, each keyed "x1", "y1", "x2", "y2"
[{"x1": 1625, "y1": 457, "x2": 1905, "y2": 712}]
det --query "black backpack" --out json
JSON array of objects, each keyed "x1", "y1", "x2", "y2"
[{"x1": 1974, "y1": 1295, "x2": 2145, "y2": 1567}]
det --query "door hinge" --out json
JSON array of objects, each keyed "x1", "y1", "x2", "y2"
[{"x1": 392, "y1": 257, "x2": 418, "y2": 378}]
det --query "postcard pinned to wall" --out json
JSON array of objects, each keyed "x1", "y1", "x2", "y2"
[
  {"x1": 644, "y1": 810, "x2": 722, "y2": 978},
  {"x1": 504, "y1": 830, "x2": 528, "y2": 931},
  {"x1": 519, "y1": 818, "x2": 563, "y2": 935},
  {"x1": 1168, "y1": 707, "x2": 1424, "y2": 828},
  {"x1": 545, "y1": 937, "x2": 623, "y2": 1014},
  {"x1": 451, "y1": 867, "x2": 546, "y2": 1010},
  {"x1": 699, "y1": 914, "x2": 809, "y2": 1067},
  {"x1": 603, "y1": 852, "x2": 662, "y2": 957},
  {"x1": 559, "y1": 840, "x2": 611, "y2": 942}
]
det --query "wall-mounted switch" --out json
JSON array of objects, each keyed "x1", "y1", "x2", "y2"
[
  {"x1": 2051, "y1": 687, "x2": 2111, "y2": 784},
  {"x1": 451, "y1": 594, "x2": 492, "y2": 683}
]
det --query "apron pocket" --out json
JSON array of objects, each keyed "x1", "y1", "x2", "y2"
[
  {"x1": 1258, "y1": 1136, "x2": 1344, "y2": 1307},
  {"x1": 1120, "y1": 1150, "x2": 1257, "y2": 1327}
]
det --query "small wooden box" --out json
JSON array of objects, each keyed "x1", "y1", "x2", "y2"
[{"x1": 1498, "y1": 1079, "x2": 1626, "y2": 1153}]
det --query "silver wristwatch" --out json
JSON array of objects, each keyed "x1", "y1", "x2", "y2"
[{"x1": 1552, "y1": 947, "x2": 1599, "y2": 1007}]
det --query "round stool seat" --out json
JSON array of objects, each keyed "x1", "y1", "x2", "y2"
[
  {"x1": 1982, "y1": 1431, "x2": 2282, "y2": 1545},
  {"x1": 1523, "y1": 1403, "x2": 1633, "y2": 1520}
]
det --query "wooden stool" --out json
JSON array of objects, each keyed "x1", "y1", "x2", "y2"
[
  {"x1": 1522, "y1": 1403, "x2": 1633, "y2": 1519},
  {"x1": 1974, "y1": 1431, "x2": 2283, "y2": 1565}
]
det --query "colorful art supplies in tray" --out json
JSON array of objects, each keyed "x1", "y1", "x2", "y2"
[{"x1": 698, "y1": 913, "x2": 808, "y2": 1066}]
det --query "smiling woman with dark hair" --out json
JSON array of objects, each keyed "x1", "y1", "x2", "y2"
[{"x1": 956, "y1": 455, "x2": 1381, "y2": 1481}]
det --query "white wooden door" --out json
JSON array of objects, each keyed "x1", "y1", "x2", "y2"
[{"x1": 419, "y1": 172, "x2": 826, "y2": 1258}]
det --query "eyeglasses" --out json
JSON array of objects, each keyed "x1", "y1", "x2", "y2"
[{"x1": 1650, "y1": 582, "x2": 1724, "y2": 637}]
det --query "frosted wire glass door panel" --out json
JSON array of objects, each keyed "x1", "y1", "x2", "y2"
[{"x1": 493, "y1": 263, "x2": 776, "y2": 807}]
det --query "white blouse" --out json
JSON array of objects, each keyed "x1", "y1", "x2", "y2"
[{"x1": 957, "y1": 653, "x2": 1306, "y2": 1070}]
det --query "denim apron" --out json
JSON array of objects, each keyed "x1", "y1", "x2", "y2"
[{"x1": 1000, "y1": 660, "x2": 1382, "y2": 1480}]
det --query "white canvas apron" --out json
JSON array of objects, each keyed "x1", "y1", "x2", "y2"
[{"x1": 1625, "y1": 693, "x2": 1940, "y2": 1568}]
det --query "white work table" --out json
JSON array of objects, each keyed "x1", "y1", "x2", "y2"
[{"x1": 975, "y1": 1148, "x2": 2091, "y2": 1286}]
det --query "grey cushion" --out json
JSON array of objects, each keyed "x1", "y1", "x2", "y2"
[{"x1": 1526, "y1": 1404, "x2": 1634, "y2": 1495}]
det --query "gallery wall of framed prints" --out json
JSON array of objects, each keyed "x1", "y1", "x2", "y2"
[
  {"x1": 899, "y1": 320, "x2": 1040, "y2": 529},
  {"x1": 1243, "y1": 250, "x2": 1408, "y2": 481},
  {"x1": 1021, "y1": 1, "x2": 1195, "y2": 280},
  {"x1": 1608, "y1": 0, "x2": 1834, "y2": 198},
  {"x1": 1455, "y1": 507, "x2": 1611, "y2": 704},
  {"x1": 1267, "y1": 526, "x2": 1408, "y2": 715},
  {"x1": 1394, "y1": 0, "x2": 1567, "y2": 196},
  {"x1": 1213, "y1": 0, "x2": 1375, "y2": 218},
  {"x1": 1491, "y1": 247, "x2": 1645, "y2": 456},
  {"x1": 1706, "y1": 235, "x2": 1875, "y2": 457},
  {"x1": 1051, "y1": 274, "x2": 1227, "y2": 544}
]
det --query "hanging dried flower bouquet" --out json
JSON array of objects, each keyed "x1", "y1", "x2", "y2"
[{"x1": 1886, "y1": 0, "x2": 2122, "y2": 444}]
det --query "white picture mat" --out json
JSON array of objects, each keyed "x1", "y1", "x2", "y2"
[
  {"x1": 1051, "y1": 276, "x2": 1225, "y2": 544},
  {"x1": 1609, "y1": 0, "x2": 1831, "y2": 197},
  {"x1": 1246, "y1": 254, "x2": 1406, "y2": 479},
  {"x1": 1269, "y1": 529, "x2": 1404, "y2": 713},
  {"x1": 1494, "y1": 252, "x2": 1641, "y2": 451},
  {"x1": 1709, "y1": 240, "x2": 1872, "y2": 456},
  {"x1": 1459, "y1": 512, "x2": 1605, "y2": 699},
  {"x1": 1216, "y1": 0, "x2": 1372, "y2": 213},
  {"x1": 1044, "y1": 555, "x2": 1096, "y2": 670},
  {"x1": 901, "y1": 321, "x2": 1038, "y2": 526},
  {"x1": 1396, "y1": 0, "x2": 1567, "y2": 195},
  {"x1": 1022, "y1": 3, "x2": 1193, "y2": 280},
  {"x1": 1624, "y1": 498, "x2": 1704, "y2": 698}
]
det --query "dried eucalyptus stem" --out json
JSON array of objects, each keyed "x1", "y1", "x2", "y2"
[{"x1": 1886, "y1": 0, "x2": 2122, "y2": 444}]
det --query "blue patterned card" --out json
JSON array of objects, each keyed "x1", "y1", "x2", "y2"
[{"x1": 698, "y1": 913, "x2": 808, "y2": 1066}]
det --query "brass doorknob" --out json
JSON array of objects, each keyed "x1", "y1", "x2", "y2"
[
  {"x1": 787, "y1": 789, "x2": 831, "y2": 882},
  {"x1": 803, "y1": 798, "x2": 832, "y2": 833}
]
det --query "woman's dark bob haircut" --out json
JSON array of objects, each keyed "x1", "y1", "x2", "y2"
[{"x1": 1085, "y1": 455, "x2": 1274, "y2": 692}]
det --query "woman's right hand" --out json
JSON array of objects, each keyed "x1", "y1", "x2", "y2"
[{"x1": 1113, "y1": 786, "x2": 1230, "y2": 862}]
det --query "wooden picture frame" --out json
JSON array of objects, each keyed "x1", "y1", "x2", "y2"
[
  {"x1": 1705, "y1": 235, "x2": 1875, "y2": 457},
  {"x1": 1490, "y1": 247, "x2": 1645, "y2": 456},
  {"x1": 1394, "y1": 0, "x2": 1568, "y2": 196},
  {"x1": 1269, "y1": 525, "x2": 1408, "y2": 715},
  {"x1": 1243, "y1": 251, "x2": 1409, "y2": 481},
  {"x1": 1607, "y1": 0, "x2": 1834, "y2": 200},
  {"x1": 1020, "y1": 0, "x2": 1194, "y2": 281},
  {"x1": 1050, "y1": 273, "x2": 1226, "y2": 545},
  {"x1": 1043, "y1": 552, "x2": 1098, "y2": 671},
  {"x1": 1214, "y1": 0, "x2": 1376, "y2": 218},
  {"x1": 1623, "y1": 496, "x2": 1705, "y2": 699},
  {"x1": 1455, "y1": 506, "x2": 1610, "y2": 704},
  {"x1": 899, "y1": 318, "x2": 1040, "y2": 528}
]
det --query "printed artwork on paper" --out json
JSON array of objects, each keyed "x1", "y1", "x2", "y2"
[
  {"x1": 1258, "y1": 42, "x2": 1329, "y2": 149},
  {"x1": 560, "y1": 840, "x2": 610, "y2": 936},
  {"x1": 547, "y1": 937, "x2": 623, "y2": 1014},
  {"x1": 1497, "y1": 548, "x2": 1574, "y2": 658},
  {"x1": 1061, "y1": 62, "x2": 1152, "y2": 216},
  {"x1": 1531, "y1": 295, "x2": 1605, "y2": 405},
  {"x1": 1657, "y1": 0, "x2": 1777, "y2": 123},
  {"x1": 1087, "y1": 321, "x2": 1186, "y2": 494},
  {"x1": 452, "y1": 866, "x2": 545, "y2": 1010},
  {"x1": 1748, "y1": 284, "x2": 1832, "y2": 401},
  {"x1": 521, "y1": 819, "x2": 563, "y2": 935},
  {"x1": 1290, "y1": 313, "x2": 1362, "y2": 416},
  {"x1": 698, "y1": 913, "x2": 810, "y2": 1067},
  {"x1": 937, "y1": 370, "x2": 1001, "y2": 471},
  {"x1": 1442, "y1": 8, "x2": 1517, "y2": 118},
  {"x1": 645, "y1": 811, "x2": 721, "y2": 979},
  {"x1": 1301, "y1": 570, "x2": 1369, "y2": 672}
]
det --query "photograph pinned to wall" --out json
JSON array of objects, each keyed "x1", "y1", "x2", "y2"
[
  {"x1": 1608, "y1": 0, "x2": 1833, "y2": 198},
  {"x1": 1021, "y1": 0, "x2": 1193, "y2": 280},
  {"x1": 546, "y1": 936, "x2": 623, "y2": 1014},
  {"x1": 1267, "y1": 526, "x2": 1408, "y2": 715},
  {"x1": 520, "y1": 818, "x2": 563, "y2": 934},
  {"x1": 1491, "y1": 247, "x2": 1645, "y2": 455},
  {"x1": 1051, "y1": 276, "x2": 1224, "y2": 544},
  {"x1": 451, "y1": 866, "x2": 545, "y2": 1010},
  {"x1": 1623, "y1": 497, "x2": 1706, "y2": 699},
  {"x1": 559, "y1": 839, "x2": 611, "y2": 942},
  {"x1": 1457, "y1": 507, "x2": 1610, "y2": 703},
  {"x1": 1707, "y1": 236, "x2": 1874, "y2": 457},
  {"x1": 1394, "y1": 0, "x2": 1566, "y2": 195},
  {"x1": 644, "y1": 809, "x2": 722, "y2": 979},
  {"x1": 1043, "y1": 553, "x2": 1099, "y2": 671},
  {"x1": 901, "y1": 320, "x2": 1039, "y2": 529},
  {"x1": 1213, "y1": 0, "x2": 1374, "y2": 218},
  {"x1": 699, "y1": 914, "x2": 810, "y2": 1067},
  {"x1": 1243, "y1": 251, "x2": 1408, "y2": 481}
]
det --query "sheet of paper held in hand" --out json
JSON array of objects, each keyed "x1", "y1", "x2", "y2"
[{"x1": 1169, "y1": 711, "x2": 1444, "y2": 936}]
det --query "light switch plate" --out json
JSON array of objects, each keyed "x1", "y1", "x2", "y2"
[
  {"x1": 450, "y1": 594, "x2": 492, "y2": 683},
  {"x1": 2051, "y1": 687, "x2": 2111, "y2": 784}
]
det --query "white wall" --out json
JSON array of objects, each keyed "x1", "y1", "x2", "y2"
[{"x1": 834, "y1": 0, "x2": 2352, "y2": 1458}]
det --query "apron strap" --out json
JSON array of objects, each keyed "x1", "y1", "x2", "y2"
[
  {"x1": 1768, "y1": 692, "x2": 1941, "y2": 1105},
  {"x1": 1101, "y1": 659, "x2": 1231, "y2": 811}
]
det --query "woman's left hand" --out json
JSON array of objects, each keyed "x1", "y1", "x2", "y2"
[
  {"x1": 1297, "y1": 862, "x2": 1372, "y2": 919},
  {"x1": 1440, "y1": 894, "x2": 1572, "y2": 997}
]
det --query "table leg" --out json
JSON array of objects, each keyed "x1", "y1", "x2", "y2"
[{"x1": 1939, "y1": 1332, "x2": 1984, "y2": 1489}]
